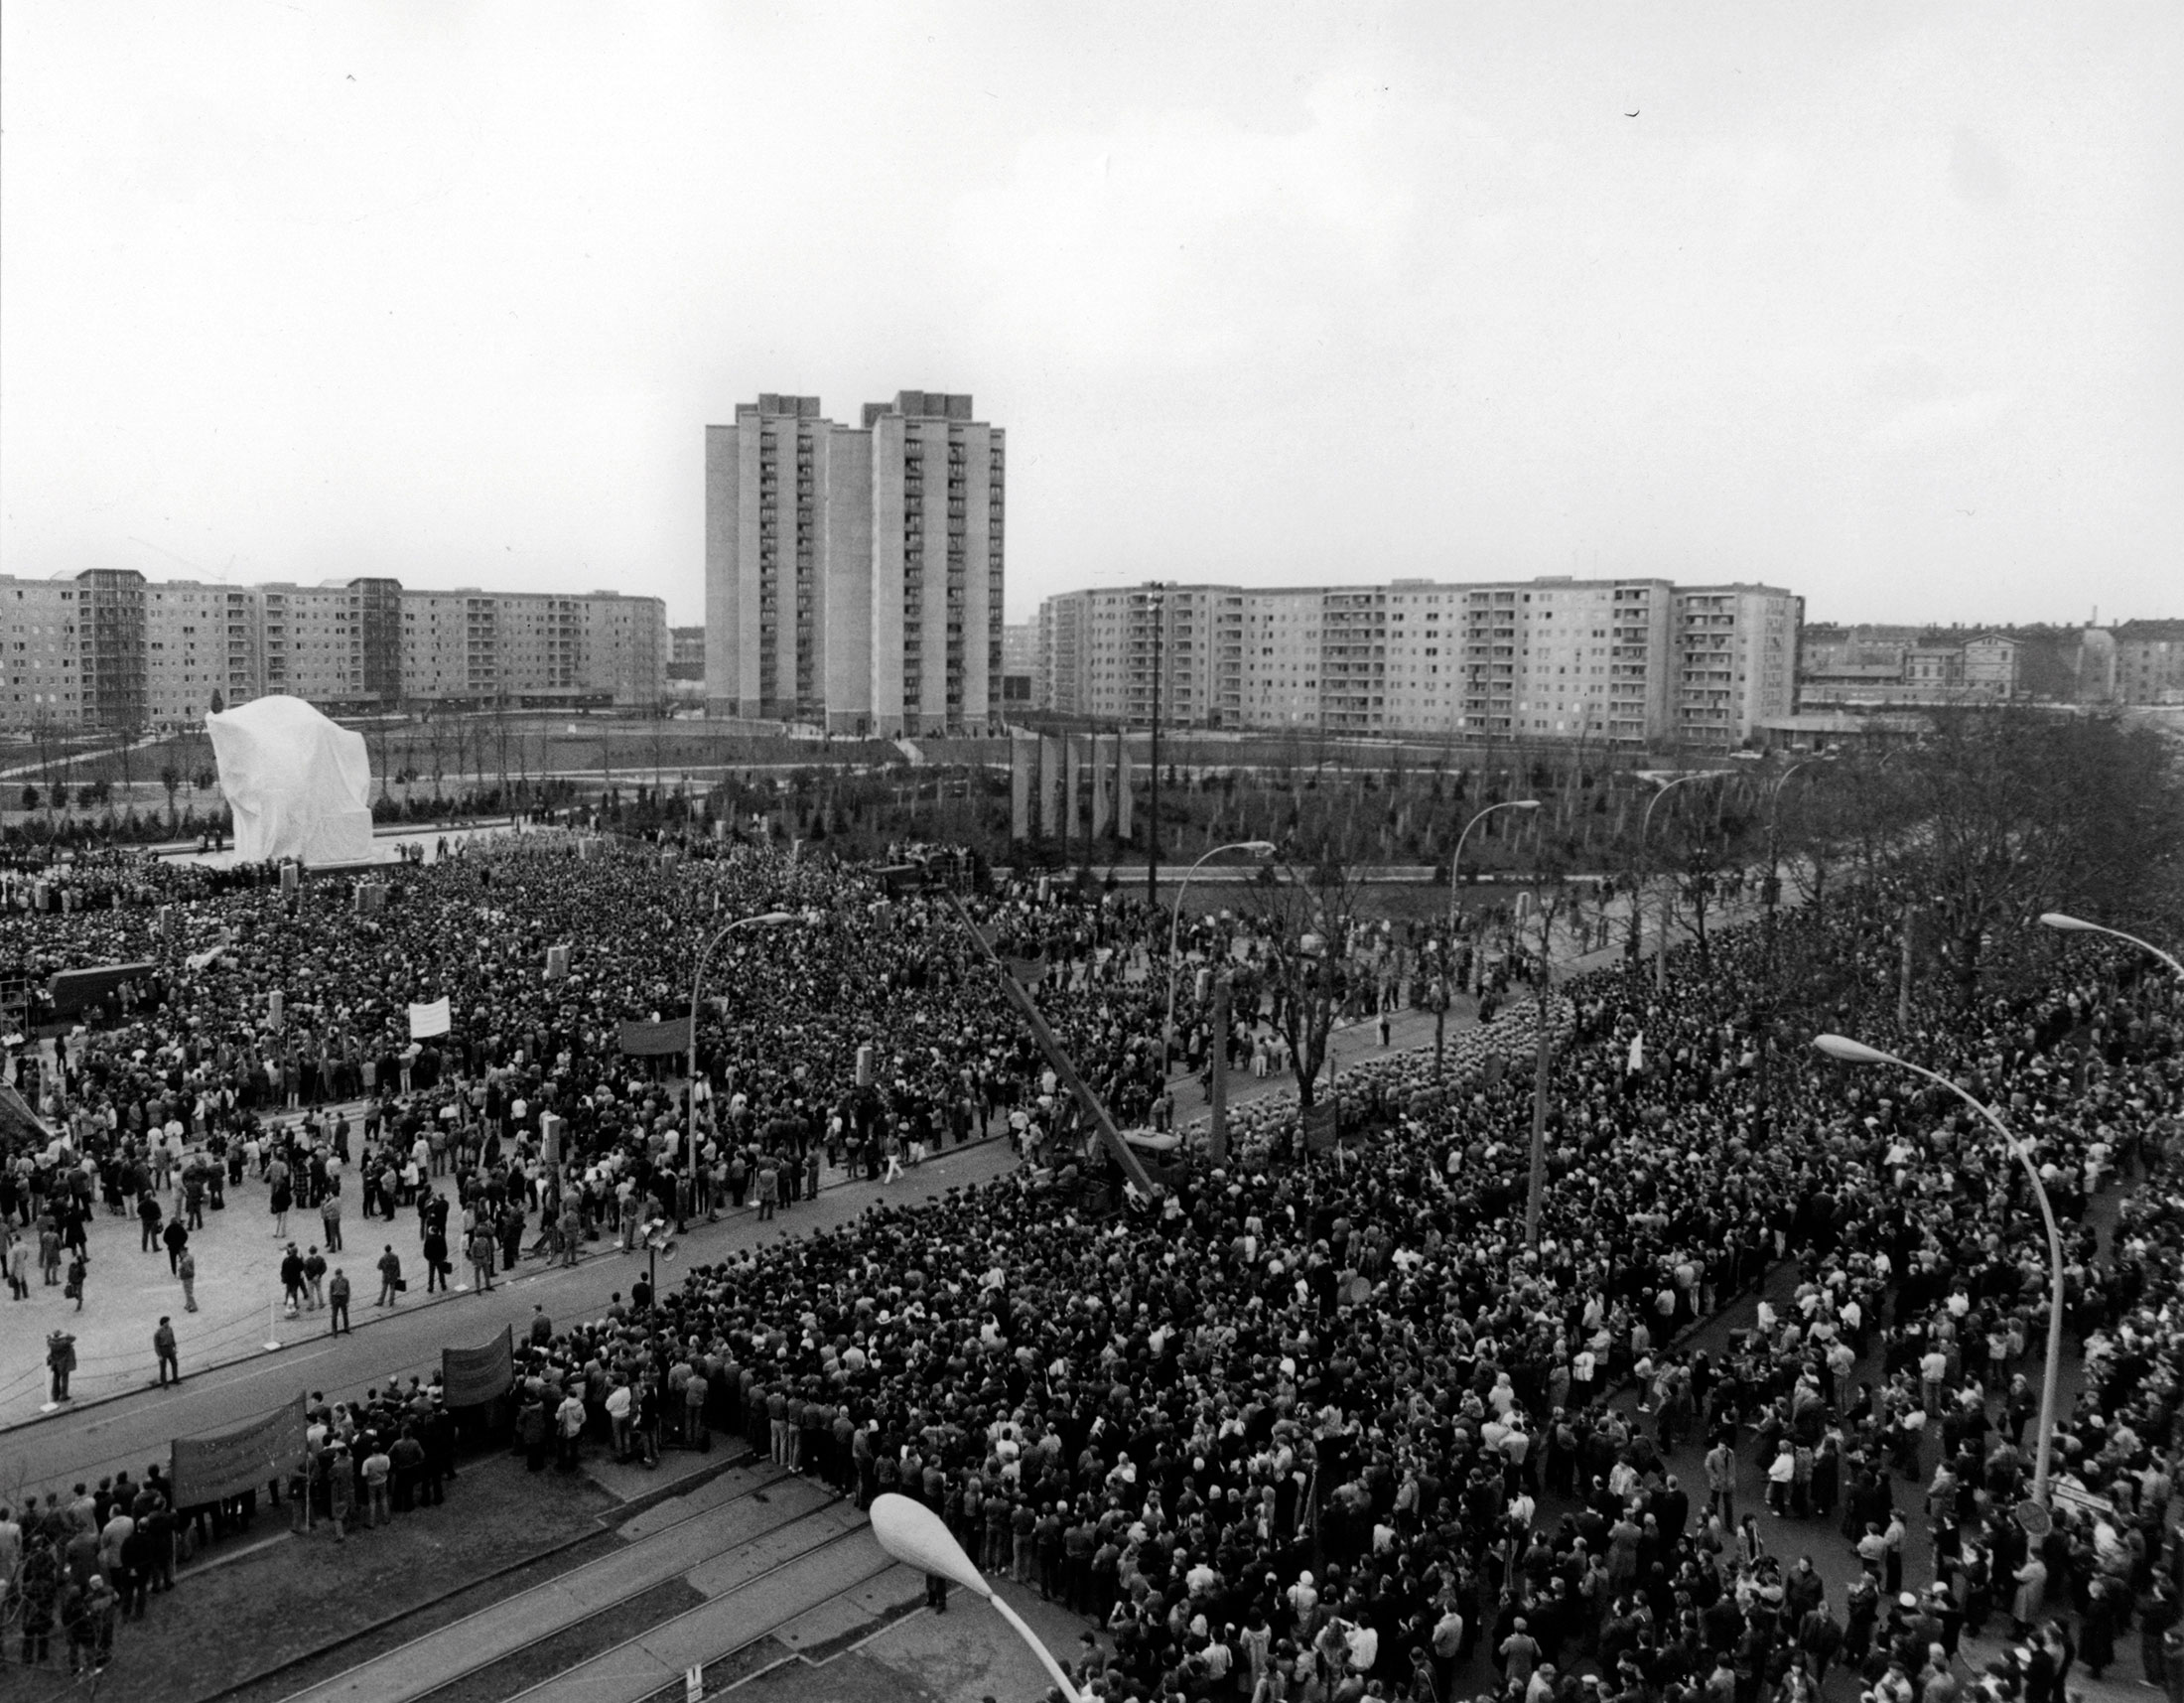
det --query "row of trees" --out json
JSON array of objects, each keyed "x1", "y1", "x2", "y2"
[{"x1": 1216, "y1": 708, "x2": 2184, "y2": 1111}]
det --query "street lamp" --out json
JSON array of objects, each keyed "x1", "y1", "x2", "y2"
[
  {"x1": 1448, "y1": 799, "x2": 1540, "y2": 1004},
  {"x1": 1145, "y1": 583, "x2": 1167, "y2": 906},
  {"x1": 640, "y1": 1216, "x2": 675, "y2": 1296},
  {"x1": 2038, "y1": 913, "x2": 2184, "y2": 981},
  {"x1": 1811, "y1": 1033, "x2": 2067, "y2": 1506},
  {"x1": 686, "y1": 911, "x2": 797, "y2": 1145},
  {"x1": 1756, "y1": 758, "x2": 1832, "y2": 1119},
  {"x1": 870, "y1": 1492, "x2": 1083, "y2": 1702},
  {"x1": 1160, "y1": 840, "x2": 1276, "y2": 1083},
  {"x1": 1640, "y1": 772, "x2": 1730, "y2": 992}
]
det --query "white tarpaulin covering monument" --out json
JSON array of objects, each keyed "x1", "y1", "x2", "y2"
[{"x1": 205, "y1": 696, "x2": 374, "y2": 865}]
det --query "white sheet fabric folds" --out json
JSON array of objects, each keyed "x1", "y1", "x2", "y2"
[{"x1": 205, "y1": 695, "x2": 374, "y2": 865}]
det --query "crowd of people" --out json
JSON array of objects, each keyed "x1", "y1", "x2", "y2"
[
  {"x1": 3, "y1": 833, "x2": 1456, "y2": 1391},
  {"x1": 0, "y1": 1370, "x2": 472, "y2": 1671},
  {"x1": 2, "y1": 835, "x2": 2180, "y2": 1703}
]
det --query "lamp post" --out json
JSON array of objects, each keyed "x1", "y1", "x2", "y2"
[
  {"x1": 1524, "y1": 829, "x2": 1560, "y2": 1250},
  {"x1": 1757, "y1": 758, "x2": 1830, "y2": 1120},
  {"x1": 870, "y1": 1492, "x2": 1084, "y2": 1702},
  {"x1": 1641, "y1": 772, "x2": 1729, "y2": 992},
  {"x1": 1811, "y1": 1033, "x2": 2067, "y2": 1506},
  {"x1": 1160, "y1": 840, "x2": 1276, "y2": 1083},
  {"x1": 640, "y1": 1216, "x2": 674, "y2": 1295},
  {"x1": 2038, "y1": 913, "x2": 2184, "y2": 981},
  {"x1": 686, "y1": 911, "x2": 796, "y2": 1142},
  {"x1": 1448, "y1": 799, "x2": 1540, "y2": 1004},
  {"x1": 1146, "y1": 583, "x2": 1166, "y2": 906}
]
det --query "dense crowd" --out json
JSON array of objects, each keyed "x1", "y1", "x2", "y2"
[
  {"x1": 441, "y1": 874, "x2": 2184, "y2": 1703},
  {"x1": 3, "y1": 838, "x2": 2180, "y2": 1703},
  {"x1": 2, "y1": 836, "x2": 1460, "y2": 1324},
  {"x1": 0, "y1": 1373, "x2": 464, "y2": 1673}
]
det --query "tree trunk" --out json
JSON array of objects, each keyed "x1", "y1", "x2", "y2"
[{"x1": 1955, "y1": 924, "x2": 1982, "y2": 1007}]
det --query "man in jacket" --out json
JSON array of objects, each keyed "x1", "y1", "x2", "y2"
[
  {"x1": 48, "y1": 1329, "x2": 76, "y2": 1401},
  {"x1": 328, "y1": 1268, "x2": 352, "y2": 1335},
  {"x1": 153, "y1": 1317, "x2": 180, "y2": 1386}
]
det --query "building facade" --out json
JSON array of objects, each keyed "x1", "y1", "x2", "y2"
[
  {"x1": 1670, "y1": 584, "x2": 1802, "y2": 747},
  {"x1": 1033, "y1": 574, "x2": 1798, "y2": 746},
  {"x1": 2, "y1": 579, "x2": 84, "y2": 729},
  {"x1": 1799, "y1": 626, "x2": 2081, "y2": 709},
  {"x1": 2107, "y1": 620, "x2": 2184, "y2": 704},
  {"x1": 0, "y1": 570, "x2": 665, "y2": 729},
  {"x1": 704, "y1": 390, "x2": 1004, "y2": 736},
  {"x1": 1460, "y1": 578, "x2": 1677, "y2": 743}
]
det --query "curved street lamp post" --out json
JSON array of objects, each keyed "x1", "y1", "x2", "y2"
[
  {"x1": 1755, "y1": 758, "x2": 1830, "y2": 1117},
  {"x1": 1447, "y1": 799, "x2": 1539, "y2": 1007},
  {"x1": 1811, "y1": 1033, "x2": 2066, "y2": 1506},
  {"x1": 1160, "y1": 841, "x2": 1276, "y2": 1084},
  {"x1": 2038, "y1": 913, "x2": 2184, "y2": 982},
  {"x1": 1641, "y1": 771, "x2": 1730, "y2": 992},
  {"x1": 871, "y1": 1491, "x2": 1084, "y2": 1702}
]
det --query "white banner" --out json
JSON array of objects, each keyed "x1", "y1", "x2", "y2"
[{"x1": 408, "y1": 997, "x2": 452, "y2": 1039}]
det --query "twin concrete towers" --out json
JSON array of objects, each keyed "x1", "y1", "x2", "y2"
[{"x1": 704, "y1": 391, "x2": 1005, "y2": 737}]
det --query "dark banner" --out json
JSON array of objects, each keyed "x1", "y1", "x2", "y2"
[
  {"x1": 171, "y1": 1394, "x2": 307, "y2": 1508},
  {"x1": 1302, "y1": 1101, "x2": 1341, "y2": 1155},
  {"x1": 0, "y1": 1084, "x2": 50, "y2": 1148},
  {"x1": 48, "y1": 961, "x2": 158, "y2": 1019},
  {"x1": 442, "y1": 1325, "x2": 514, "y2": 1408},
  {"x1": 618, "y1": 1016, "x2": 693, "y2": 1057}
]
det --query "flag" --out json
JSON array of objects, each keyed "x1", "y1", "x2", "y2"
[
  {"x1": 408, "y1": 997, "x2": 452, "y2": 1039},
  {"x1": 1628, "y1": 1031, "x2": 1646, "y2": 1074}
]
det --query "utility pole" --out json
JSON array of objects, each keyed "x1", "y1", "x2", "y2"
[
  {"x1": 1147, "y1": 582, "x2": 1163, "y2": 905},
  {"x1": 1526, "y1": 930, "x2": 1554, "y2": 1248},
  {"x1": 1525, "y1": 831, "x2": 1554, "y2": 1249},
  {"x1": 1207, "y1": 974, "x2": 1231, "y2": 1165},
  {"x1": 1898, "y1": 900, "x2": 1916, "y2": 1030}
]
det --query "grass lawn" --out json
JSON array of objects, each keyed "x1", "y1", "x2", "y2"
[{"x1": 17, "y1": 1452, "x2": 621, "y2": 1703}]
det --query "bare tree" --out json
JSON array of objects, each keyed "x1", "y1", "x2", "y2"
[
  {"x1": 1246, "y1": 829, "x2": 1369, "y2": 1113},
  {"x1": 1889, "y1": 709, "x2": 2182, "y2": 1005}
]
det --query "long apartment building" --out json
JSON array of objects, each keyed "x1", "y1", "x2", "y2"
[
  {"x1": 1034, "y1": 575, "x2": 1801, "y2": 748},
  {"x1": 704, "y1": 390, "x2": 1004, "y2": 736},
  {"x1": 1, "y1": 569, "x2": 665, "y2": 730}
]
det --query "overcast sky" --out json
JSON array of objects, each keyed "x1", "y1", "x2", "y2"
[{"x1": 4, "y1": 3, "x2": 2178, "y2": 629}]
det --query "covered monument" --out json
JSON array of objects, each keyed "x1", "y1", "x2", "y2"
[{"x1": 205, "y1": 695, "x2": 374, "y2": 865}]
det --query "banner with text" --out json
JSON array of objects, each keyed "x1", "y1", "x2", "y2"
[
  {"x1": 1302, "y1": 1101, "x2": 1341, "y2": 1155},
  {"x1": 441, "y1": 1325, "x2": 515, "y2": 1408},
  {"x1": 619, "y1": 1016, "x2": 694, "y2": 1057},
  {"x1": 171, "y1": 1394, "x2": 307, "y2": 1508}
]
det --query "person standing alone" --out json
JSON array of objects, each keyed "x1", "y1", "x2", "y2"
[{"x1": 153, "y1": 1317, "x2": 180, "y2": 1386}]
